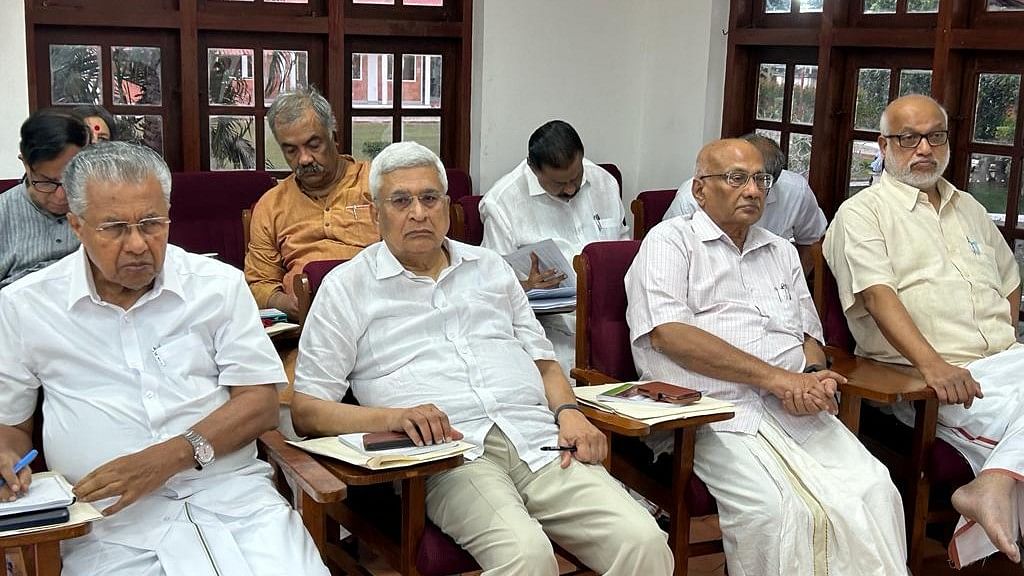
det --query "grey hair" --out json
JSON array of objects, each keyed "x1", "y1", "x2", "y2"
[
  {"x1": 266, "y1": 86, "x2": 337, "y2": 140},
  {"x1": 879, "y1": 94, "x2": 948, "y2": 134},
  {"x1": 740, "y1": 133, "x2": 786, "y2": 181},
  {"x1": 369, "y1": 142, "x2": 448, "y2": 201},
  {"x1": 63, "y1": 141, "x2": 172, "y2": 215}
]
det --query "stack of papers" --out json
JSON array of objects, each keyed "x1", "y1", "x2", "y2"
[
  {"x1": 575, "y1": 382, "x2": 734, "y2": 425},
  {"x1": 525, "y1": 286, "x2": 576, "y2": 312},
  {"x1": 502, "y1": 240, "x2": 577, "y2": 313},
  {"x1": 288, "y1": 434, "x2": 474, "y2": 470},
  {"x1": 259, "y1": 308, "x2": 289, "y2": 324},
  {"x1": 0, "y1": 472, "x2": 102, "y2": 538}
]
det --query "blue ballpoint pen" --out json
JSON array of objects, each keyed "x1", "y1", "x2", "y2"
[{"x1": 0, "y1": 448, "x2": 38, "y2": 488}]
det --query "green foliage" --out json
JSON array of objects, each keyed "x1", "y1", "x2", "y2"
[
  {"x1": 974, "y1": 74, "x2": 1020, "y2": 145},
  {"x1": 112, "y1": 47, "x2": 162, "y2": 105},
  {"x1": 49, "y1": 45, "x2": 101, "y2": 105},
  {"x1": 362, "y1": 140, "x2": 389, "y2": 158},
  {"x1": 210, "y1": 117, "x2": 255, "y2": 170},
  {"x1": 854, "y1": 69, "x2": 890, "y2": 131}
]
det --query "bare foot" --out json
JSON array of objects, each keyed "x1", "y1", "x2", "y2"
[{"x1": 952, "y1": 472, "x2": 1021, "y2": 563}]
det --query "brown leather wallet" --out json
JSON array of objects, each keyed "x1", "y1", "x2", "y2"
[
  {"x1": 636, "y1": 381, "x2": 702, "y2": 405},
  {"x1": 362, "y1": 431, "x2": 417, "y2": 451}
]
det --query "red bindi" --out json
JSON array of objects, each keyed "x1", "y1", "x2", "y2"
[{"x1": 93, "y1": 125, "x2": 101, "y2": 132}]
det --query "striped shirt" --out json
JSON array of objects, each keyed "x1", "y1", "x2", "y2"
[
  {"x1": 626, "y1": 210, "x2": 830, "y2": 441},
  {"x1": 0, "y1": 182, "x2": 80, "y2": 289}
]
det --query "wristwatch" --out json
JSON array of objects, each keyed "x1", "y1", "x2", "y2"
[
  {"x1": 803, "y1": 364, "x2": 826, "y2": 374},
  {"x1": 183, "y1": 429, "x2": 215, "y2": 470}
]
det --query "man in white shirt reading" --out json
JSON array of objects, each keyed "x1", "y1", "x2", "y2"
[
  {"x1": 825, "y1": 94, "x2": 1024, "y2": 568},
  {"x1": 664, "y1": 133, "x2": 826, "y2": 273},
  {"x1": 480, "y1": 120, "x2": 629, "y2": 375},
  {"x1": 0, "y1": 142, "x2": 329, "y2": 576},
  {"x1": 627, "y1": 138, "x2": 908, "y2": 576},
  {"x1": 292, "y1": 141, "x2": 671, "y2": 576}
]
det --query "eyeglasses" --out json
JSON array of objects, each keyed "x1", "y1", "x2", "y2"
[
  {"x1": 698, "y1": 171, "x2": 774, "y2": 191},
  {"x1": 381, "y1": 192, "x2": 446, "y2": 211},
  {"x1": 882, "y1": 130, "x2": 949, "y2": 149},
  {"x1": 29, "y1": 178, "x2": 63, "y2": 194},
  {"x1": 86, "y1": 217, "x2": 172, "y2": 241}
]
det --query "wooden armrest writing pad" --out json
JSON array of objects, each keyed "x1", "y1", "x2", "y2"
[{"x1": 827, "y1": 347, "x2": 932, "y2": 403}]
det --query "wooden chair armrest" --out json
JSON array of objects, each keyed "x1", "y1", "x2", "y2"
[
  {"x1": 258, "y1": 430, "x2": 347, "y2": 504},
  {"x1": 316, "y1": 454, "x2": 464, "y2": 487},
  {"x1": 0, "y1": 520, "x2": 91, "y2": 548},
  {"x1": 570, "y1": 367, "x2": 620, "y2": 386},
  {"x1": 828, "y1": 347, "x2": 934, "y2": 403}
]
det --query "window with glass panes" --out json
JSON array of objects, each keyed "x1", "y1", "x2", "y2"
[{"x1": 752, "y1": 53, "x2": 818, "y2": 179}]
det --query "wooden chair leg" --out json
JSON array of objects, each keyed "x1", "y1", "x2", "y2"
[
  {"x1": 400, "y1": 477, "x2": 426, "y2": 576},
  {"x1": 906, "y1": 398, "x2": 938, "y2": 575},
  {"x1": 669, "y1": 427, "x2": 696, "y2": 576},
  {"x1": 838, "y1": 391, "x2": 863, "y2": 436},
  {"x1": 32, "y1": 542, "x2": 60, "y2": 576}
]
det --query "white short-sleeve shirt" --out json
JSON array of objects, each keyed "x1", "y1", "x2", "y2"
[
  {"x1": 626, "y1": 211, "x2": 829, "y2": 442},
  {"x1": 664, "y1": 169, "x2": 827, "y2": 245},
  {"x1": 294, "y1": 239, "x2": 562, "y2": 472},
  {"x1": 0, "y1": 245, "x2": 287, "y2": 485}
]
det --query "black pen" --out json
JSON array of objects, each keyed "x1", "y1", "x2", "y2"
[{"x1": 541, "y1": 445, "x2": 577, "y2": 452}]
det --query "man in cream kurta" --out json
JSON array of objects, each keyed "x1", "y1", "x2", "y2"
[
  {"x1": 481, "y1": 120, "x2": 628, "y2": 376},
  {"x1": 825, "y1": 94, "x2": 1024, "y2": 567},
  {"x1": 628, "y1": 138, "x2": 908, "y2": 576},
  {"x1": 0, "y1": 142, "x2": 328, "y2": 576}
]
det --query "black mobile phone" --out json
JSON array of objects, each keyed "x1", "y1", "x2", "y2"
[{"x1": 0, "y1": 506, "x2": 70, "y2": 531}]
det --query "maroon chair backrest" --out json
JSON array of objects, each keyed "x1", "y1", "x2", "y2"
[
  {"x1": 446, "y1": 168, "x2": 472, "y2": 202},
  {"x1": 168, "y1": 171, "x2": 277, "y2": 269},
  {"x1": 455, "y1": 195, "x2": 484, "y2": 246},
  {"x1": 579, "y1": 240, "x2": 642, "y2": 381},
  {"x1": 638, "y1": 189, "x2": 676, "y2": 230},
  {"x1": 0, "y1": 178, "x2": 22, "y2": 193},
  {"x1": 304, "y1": 259, "x2": 347, "y2": 299},
  {"x1": 821, "y1": 263, "x2": 855, "y2": 352},
  {"x1": 597, "y1": 162, "x2": 623, "y2": 197}
]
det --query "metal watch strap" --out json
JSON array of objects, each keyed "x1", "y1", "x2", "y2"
[
  {"x1": 553, "y1": 403, "x2": 583, "y2": 426},
  {"x1": 803, "y1": 364, "x2": 826, "y2": 374},
  {"x1": 183, "y1": 429, "x2": 214, "y2": 470}
]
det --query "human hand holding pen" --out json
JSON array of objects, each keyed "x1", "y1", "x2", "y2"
[
  {"x1": 553, "y1": 409, "x2": 607, "y2": 468},
  {"x1": 0, "y1": 448, "x2": 37, "y2": 502}
]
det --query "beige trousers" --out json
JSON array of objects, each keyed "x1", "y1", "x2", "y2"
[{"x1": 425, "y1": 426, "x2": 673, "y2": 576}]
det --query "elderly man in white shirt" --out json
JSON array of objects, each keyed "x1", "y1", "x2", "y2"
[
  {"x1": 480, "y1": 120, "x2": 629, "y2": 375},
  {"x1": 626, "y1": 138, "x2": 907, "y2": 576},
  {"x1": 663, "y1": 134, "x2": 826, "y2": 273},
  {"x1": 291, "y1": 141, "x2": 672, "y2": 576},
  {"x1": 0, "y1": 142, "x2": 329, "y2": 576}
]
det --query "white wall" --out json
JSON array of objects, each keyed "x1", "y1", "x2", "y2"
[
  {"x1": 0, "y1": 1, "x2": 29, "y2": 178},
  {"x1": 471, "y1": 0, "x2": 729, "y2": 206}
]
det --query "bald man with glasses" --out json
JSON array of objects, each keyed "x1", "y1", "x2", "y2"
[
  {"x1": 0, "y1": 108, "x2": 89, "y2": 289},
  {"x1": 826, "y1": 94, "x2": 1024, "y2": 568}
]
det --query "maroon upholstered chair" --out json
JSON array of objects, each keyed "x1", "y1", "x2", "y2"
[
  {"x1": 444, "y1": 168, "x2": 472, "y2": 202},
  {"x1": 292, "y1": 259, "x2": 347, "y2": 325},
  {"x1": 812, "y1": 244, "x2": 972, "y2": 573},
  {"x1": 596, "y1": 162, "x2": 623, "y2": 196},
  {"x1": 630, "y1": 188, "x2": 676, "y2": 241},
  {"x1": 448, "y1": 195, "x2": 483, "y2": 246},
  {"x1": 572, "y1": 240, "x2": 729, "y2": 574},
  {"x1": 168, "y1": 171, "x2": 277, "y2": 269},
  {"x1": 0, "y1": 178, "x2": 22, "y2": 193}
]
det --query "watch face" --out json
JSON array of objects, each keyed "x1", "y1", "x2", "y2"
[{"x1": 195, "y1": 442, "x2": 215, "y2": 464}]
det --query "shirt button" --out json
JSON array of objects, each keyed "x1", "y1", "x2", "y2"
[
  {"x1": 325, "y1": 223, "x2": 331, "y2": 227},
  {"x1": 123, "y1": 317, "x2": 131, "y2": 324},
  {"x1": 55, "y1": 238, "x2": 62, "y2": 243},
  {"x1": 145, "y1": 391, "x2": 155, "y2": 399}
]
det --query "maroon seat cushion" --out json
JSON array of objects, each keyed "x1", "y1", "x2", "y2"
[
  {"x1": 416, "y1": 522, "x2": 480, "y2": 575},
  {"x1": 928, "y1": 437, "x2": 974, "y2": 489},
  {"x1": 168, "y1": 171, "x2": 277, "y2": 269},
  {"x1": 580, "y1": 241, "x2": 642, "y2": 381},
  {"x1": 455, "y1": 195, "x2": 484, "y2": 246},
  {"x1": 637, "y1": 189, "x2": 676, "y2": 233},
  {"x1": 446, "y1": 168, "x2": 472, "y2": 202},
  {"x1": 303, "y1": 259, "x2": 347, "y2": 298}
]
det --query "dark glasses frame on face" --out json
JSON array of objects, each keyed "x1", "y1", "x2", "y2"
[
  {"x1": 697, "y1": 171, "x2": 775, "y2": 191},
  {"x1": 29, "y1": 178, "x2": 63, "y2": 194},
  {"x1": 882, "y1": 130, "x2": 949, "y2": 149},
  {"x1": 83, "y1": 217, "x2": 172, "y2": 241},
  {"x1": 382, "y1": 192, "x2": 447, "y2": 211}
]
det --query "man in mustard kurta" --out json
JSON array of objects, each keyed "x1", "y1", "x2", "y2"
[{"x1": 245, "y1": 87, "x2": 378, "y2": 319}]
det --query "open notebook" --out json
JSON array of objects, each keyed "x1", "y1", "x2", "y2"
[
  {"x1": 289, "y1": 435, "x2": 474, "y2": 470},
  {"x1": 0, "y1": 473, "x2": 75, "y2": 517}
]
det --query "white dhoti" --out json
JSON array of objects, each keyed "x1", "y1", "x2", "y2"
[
  {"x1": 934, "y1": 347, "x2": 1024, "y2": 568},
  {"x1": 60, "y1": 466, "x2": 329, "y2": 576},
  {"x1": 694, "y1": 412, "x2": 908, "y2": 576}
]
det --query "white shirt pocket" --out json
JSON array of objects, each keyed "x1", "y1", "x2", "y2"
[
  {"x1": 152, "y1": 332, "x2": 219, "y2": 382},
  {"x1": 596, "y1": 217, "x2": 623, "y2": 241}
]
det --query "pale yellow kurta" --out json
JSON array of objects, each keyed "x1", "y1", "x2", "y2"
[{"x1": 824, "y1": 171, "x2": 1019, "y2": 367}]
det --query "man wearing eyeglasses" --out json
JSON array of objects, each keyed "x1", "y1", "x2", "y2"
[
  {"x1": 0, "y1": 109, "x2": 89, "y2": 289},
  {"x1": 826, "y1": 94, "x2": 1024, "y2": 568},
  {"x1": 0, "y1": 142, "x2": 330, "y2": 575},
  {"x1": 626, "y1": 138, "x2": 909, "y2": 576},
  {"x1": 293, "y1": 141, "x2": 673, "y2": 576},
  {"x1": 663, "y1": 133, "x2": 826, "y2": 275}
]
